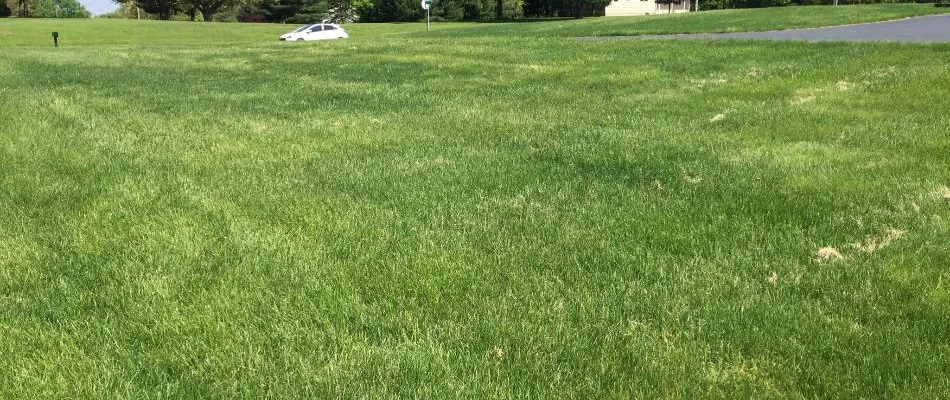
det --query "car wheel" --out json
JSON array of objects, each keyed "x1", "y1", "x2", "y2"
[{"x1": 297, "y1": 38, "x2": 304, "y2": 41}]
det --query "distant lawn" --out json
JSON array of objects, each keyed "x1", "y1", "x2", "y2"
[
  {"x1": 1, "y1": 4, "x2": 948, "y2": 47},
  {"x1": 2, "y1": 5, "x2": 950, "y2": 398},
  {"x1": 431, "y1": 4, "x2": 950, "y2": 37},
  {"x1": 0, "y1": 18, "x2": 463, "y2": 47}
]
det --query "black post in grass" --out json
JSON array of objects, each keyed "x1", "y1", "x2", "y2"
[{"x1": 52, "y1": 31, "x2": 59, "y2": 47}]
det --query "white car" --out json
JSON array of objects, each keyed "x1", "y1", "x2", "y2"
[{"x1": 279, "y1": 24, "x2": 348, "y2": 41}]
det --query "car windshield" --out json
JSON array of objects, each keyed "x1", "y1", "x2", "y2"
[{"x1": 292, "y1": 25, "x2": 313, "y2": 33}]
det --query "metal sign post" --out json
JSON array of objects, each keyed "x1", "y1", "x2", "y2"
[
  {"x1": 52, "y1": 32, "x2": 59, "y2": 47},
  {"x1": 421, "y1": 0, "x2": 432, "y2": 31}
]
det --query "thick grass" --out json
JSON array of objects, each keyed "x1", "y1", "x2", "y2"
[{"x1": 2, "y1": 6, "x2": 950, "y2": 398}]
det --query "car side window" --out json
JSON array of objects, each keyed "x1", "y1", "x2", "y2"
[
  {"x1": 309, "y1": 25, "x2": 322, "y2": 32},
  {"x1": 324, "y1": 25, "x2": 336, "y2": 31}
]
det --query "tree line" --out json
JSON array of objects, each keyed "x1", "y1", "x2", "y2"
[
  {"x1": 102, "y1": 0, "x2": 558, "y2": 22},
  {"x1": 1, "y1": 0, "x2": 934, "y2": 22},
  {"x1": 134, "y1": 0, "x2": 939, "y2": 22},
  {"x1": 1, "y1": 0, "x2": 91, "y2": 17}
]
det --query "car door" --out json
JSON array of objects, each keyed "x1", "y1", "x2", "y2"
[
  {"x1": 321, "y1": 24, "x2": 341, "y2": 39},
  {"x1": 306, "y1": 24, "x2": 324, "y2": 40}
]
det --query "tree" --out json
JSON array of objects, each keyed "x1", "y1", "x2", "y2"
[
  {"x1": 17, "y1": 0, "x2": 28, "y2": 16},
  {"x1": 519, "y1": 0, "x2": 604, "y2": 18},
  {"x1": 521, "y1": 0, "x2": 552, "y2": 17},
  {"x1": 358, "y1": 0, "x2": 420, "y2": 22},
  {"x1": 139, "y1": 0, "x2": 182, "y2": 18},
  {"x1": 654, "y1": 0, "x2": 682, "y2": 13},
  {"x1": 0, "y1": 0, "x2": 11, "y2": 16},
  {"x1": 232, "y1": 0, "x2": 266, "y2": 21},
  {"x1": 183, "y1": 0, "x2": 237, "y2": 20},
  {"x1": 431, "y1": 0, "x2": 462, "y2": 20},
  {"x1": 114, "y1": 0, "x2": 183, "y2": 19},
  {"x1": 35, "y1": 0, "x2": 91, "y2": 17},
  {"x1": 563, "y1": 0, "x2": 610, "y2": 18},
  {"x1": 262, "y1": 0, "x2": 328, "y2": 22},
  {"x1": 326, "y1": 0, "x2": 362, "y2": 21}
]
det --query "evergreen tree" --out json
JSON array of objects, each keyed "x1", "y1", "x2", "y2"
[
  {"x1": 359, "y1": 0, "x2": 420, "y2": 22},
  {"x1": 262, "y1": 0, "x2": 328, "y2": 22}
]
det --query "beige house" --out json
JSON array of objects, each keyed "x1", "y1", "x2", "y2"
[{"x1": 605, "y1": 0, "x2": 690, "y2": 16}]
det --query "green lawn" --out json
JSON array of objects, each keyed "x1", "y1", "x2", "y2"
[
  {"x1": 435, "y1": 3, "x2": 950, "y2": 37},
  {"x1": 2, "y1": 6, "x2": 950, "y2": 398},
  {"x1": 0, "y1": 18, "x2": 467, "y2": 47}
]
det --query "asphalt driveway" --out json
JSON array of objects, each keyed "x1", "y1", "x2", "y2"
[{"x1": 584, "y1": 14, "x2": 950, "y2": 42}]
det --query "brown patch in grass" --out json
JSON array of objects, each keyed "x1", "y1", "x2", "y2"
[
  {"x1": 767, "y1": 271, "x2": 778, "y2": 286},
  {"x1": 871, "y1": 66, "x2": 897, "y2": 79},
  {"x1": 688, "y1": 78, "x2": 727, "y2": 89},
  {"x1": 710, "y1": 113, "x2": 725, "y2": 122},
  {"x1": 433, "y1": 155, "x2": 455, "y2": 166},
  {"x1": 791, "y1": 80, "x2": 857, "y2": 106},
  {"x1": 853, "y1": 228, "x2": 906, "y2": 254},
  {"x1": 942, "y1": 186, "x2": 950, "y2": 200},
  {"x1": 791, "y1": 94, "x2": 816, "y2": 105},
  {"x1": 815, "y1": 247, "x2": 844, "y2": 263},
  {"x1": 624, "y1": 319, "x2": 644, "y2": 336},
  {"x1": 251, "y1": 121, "x2": 268, "y2": 134},
  {"x1": 492, "y1": 347, "x2": 506, "y2": 362},
  {"x1": 510, "y1": 194, "x2": 527, "y2": 208},
  {"x1": 684, "y1": 174, "x2": 703, "y2": 184}
]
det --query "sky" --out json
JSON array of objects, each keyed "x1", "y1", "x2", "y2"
[{"x1": 79, "y1": 0, "x2": 120, "y2": 15}]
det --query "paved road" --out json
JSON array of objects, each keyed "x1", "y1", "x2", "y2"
[{"x1": 585, "y1": 14, "x2": 950, "y2": 42}]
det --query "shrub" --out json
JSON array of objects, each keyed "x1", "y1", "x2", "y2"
[{"x1": 239, "y1": 13, "x2": 265, "y2": 21}]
